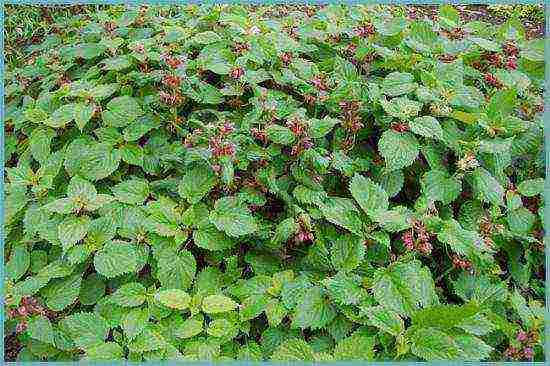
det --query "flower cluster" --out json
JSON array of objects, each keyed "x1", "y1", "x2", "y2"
[
  {"x1": 401, "y1": 221, "x2": 433, "y2": 255},
  {"x1": 7, "y1": 297, "x2": 48, "y2": 334},
  {"x1": 504, "y1": 330, "x2": 539, "y2": 360}
]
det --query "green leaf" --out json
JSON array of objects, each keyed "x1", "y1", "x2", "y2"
[
  {"x1": 333, "y1": 333, "x2": 375, "y2": 360},
  {"x1": 79, "y1": 274, "x2": 105, "y2": 305},
  {"x1": 110, "y1": 282, "x2": 147, "y2": 307},
  {"x1": 318, "y1": 197, "x2": 363, "y2": 236},
  {"x1": 437, "y1": 219, "x2": 489, "y2": 267},
  {"x1": 102, "y1": 55, "x2": 132, "y2": 71},
  {"x1": 58, "y1": 215, "x2": 91, "y2": 251},
  {"x1": 370, "y1": 206, "x2": 412, "y2": 232},
  {"x1": 410, "y1": 116, "x2": 443, "y2": 140},
  {"x1": 111, "y1": 178, "x2": 150, "y2": 205},
  {"x1": 380, "y1": 96, "x2": 422, "y2": 120},
  {"x1": 193, "y1": 224, "x2": 236, "y2": 251},
  {"x1": 453, "y1": 273, "x2": 507, "y2": 305},
  {"x1": 102, "y1": 96, "x2": 143, "y2": 128},
  {"x1": 155, "y1": 289, "x2": 191, "y2": 310},
  {"x1": 470, "y1": 37, "x2": 501, "y2": 52},
  {"x1": 266, "y1": 125, "x2": 295, "y2": 145},
  {"x1": 121, "y1": 307, "x2": 149, "y2": 340},
  {"x1": 240, "y1": 294, "x2": 270, "y2": 321},
  {"x1": 410, "y1": 303, "x2": 480, "y2": 330},
  {"x1": 192, "y1": 31, "x2": 222, "y2": 44},
  {"x1": 331, "y1": 235, "x2": 365, "y2": 272},
  {"x1": 209, "y1": 197, "x2": 257, "y2": 237},
  {"x1": 507, "y1": 207, "x2": 535, "y2": 234},
  {"x1": 65, "y1": 140, "x2": 121, "y2": 181},
  {"x1": 323, "y1": 271, "x2": 367, "y2": 306},
  {"x1": 178, "y1": 164, "x2": 216, "y2": 204},
  {"x1": 44, "y1": 273, "x2": 82, "y2": 311},
  {"x1": 174, "y1": 315, "x2": 203, "y2": 339},
  {"x1": 421, "y1": 170, "x2": 461, "y2": 204},
  {"x1": 127, "y1": 325, "x2": 165, "y2": 353},
  {"x1": 60, "y1": 312, "x2": 109, "y2": 349},
  {"x1": 94, "y1": 240, "x2": 139, "y2": 278},
  {"x1": 378, "y1": 130, "x2": 420, "y2": 171},
  {"x1": 156, "y1": 248, "x2": 196, "y2": 290},
  {"x1": 74, "y1": 103, "x2": 95, "y2": 131},
  {"x1": 6, "y1": 245, "x2": 30, "y2": 282},
  {"x1": 365, "y1": 305, "x2": 404, "y2": 336},
  {"x1": 27, "y1": 315, "x2": 55, "y2": 345},
  {"x1": 349, "y1": 173, "x2": 388, "y2": 214},
  {"x1": 83, "y1": 342, "x2": 124, "y2": 361},
  {"x1": 471, "y1": 167, "x2": 504, "y2": 206},
  {"x1": 517, "y1": 178, "x2": 544, "y2": 197},
  {"x1": 309, "y1": 117, "x2": 339, "y2": 139},
  {"x1": 372, "y1": 260, "x2": 437, "y2": 316},
  {"x1": 520, "y1": 39, "x2": 544, "y2": 62},
  {"x1": 407, "y1": 326, "x2": 492, "y2": 361},
  {"x1": 381, "y1": 72, "x2": 417, "y2": 96},
  {"x1": 202, "y1": 294, "x2": 239, "y2": 314},
  {"x1": 265, "y1": 299, "x2": 287, "y2": 327},
  {"x1": 271, "y1": 339, "x2": 315, "y2": 361},
  {"x1": 207, "y1": 318, "x2": 233, "y2": 337},
  {"x1": 292, "y1": 286, "x2": 336, "y2": 329}
]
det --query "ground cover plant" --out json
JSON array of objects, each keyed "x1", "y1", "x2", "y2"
[{"x1": 3, "y1": 4, "x2": 546, "y2": 362}]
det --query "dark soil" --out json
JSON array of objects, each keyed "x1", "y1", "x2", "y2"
[{"x1": 4, "y1": 332, "x2": 23, "y2": 362}]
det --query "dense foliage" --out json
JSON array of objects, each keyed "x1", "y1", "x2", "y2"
[{"x1": 4, "y1": 4, "x2": 545, "y2": 362}]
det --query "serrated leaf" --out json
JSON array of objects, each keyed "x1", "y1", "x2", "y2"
[
  {"x1": 121, "y1": 307, "x2": 149, "y2": 340},
  {"x1": 271, "y1": 339, "x2": 315, "y2": 361},
  {"x1": 110, "y1": 282, "x2": 147, "y2": 307},
  {"x1": 323, "y1": 271, "x2": 367, "y2": 306},
  {"x1": 193, "y1": 224, "x2": 236, "y2": 251},
  {"x1": 379, "y1": 130, "x2": 420, "y2": 171},
  {"x1": 155, "y1": 289, "x2": 191, "y2": 309},
  {"x1": 266, "y1": 124, "x2": 295, "y2": 145},
  {"x1": 174, "y1": 315, "x2": 203, "y2": 339},
  {"x1": 27, "y1": 315, "x2": 55, "y2": 345},
  {"x1": 207, "y1": 318, "x2": 233, "y2": 337},
  {"x1": 202, "y1": 294, "x2": 239, "y2": 314},
  {"x1": 111, "y1": 178, "x2": 150, "y2": 205},
  {"x1": 349, "y1": 173, "x2": 388, "y2": 214},
  {"x1": 410, "y1": 116, "x2": 443, "y2": 139},
  {"x1": 471, "y1": 167, "x2": 504, "y2": 206},
  {"x1": 127, "y1": 325, "x2": 165, "y2": 353},
  {"x1": 94, "y1": 240, "x2": 139, "y2": 278},
  {"x1": 331, "y1": 235, "x2": 365, "y2": 272},
  {"x1": 44, "y1": 273, "x2": 82, "y2": 311},
  {"x1": 421, "y1": 170, "x2": 461, "y2": 204},
  {"x1": 380, "y1": 96, "x2": 422, "y2": 120},
  {"x1": 365, "y1": 306, "x2": 404, "y2": 336},
  {"x1": 6, "y1": 245, "x2": 30, "y2": 282},
  {"x1": 156, "y1": 248, "x2": 196, "y2": 290},
  {"x1": 318, "y1": 197, "x2": 363, "y2": 236},
  {"x1": 291, "y1": 286, "x2": 336, "y2": 329},
  {"x1": 209, "y1": 197, "x2": 257, "y2": 237},
  {"x1": 102, "y1": 96, "x2": 143, "y2": 128},
  {"x1": 60, "y1": 312, "x2": 109, "y2": 349},
  {"x1": 178, "y1": 164, "x2": 216, "y2": 204},
  {"x1": 517, "y1": 178, "x2": 543, "y2": 197},
  {"x1": 372, "y1": 260, "x2": 437, "y2": 316},
  {"x1": 74, "y1": 103, "x2": 95, "y2": 131},
  {"x1": 333, "y1": 333, "x2": 375, "y2": 360},
  {"x1": 83, "y1": 342, "x2": 124, "y2": 361},
  {"x1": 507, "y1": 207, "x2": 535, "y2": 234},
  {"x1": 309, "y1": 117, "x2": 339, "y2": 139},
  {"x1": 382, "y1": 72, "x2": 417, "y2": 96},
  {"x1": 58, "y1": 215, "x2": 91, "y2": 251}
]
